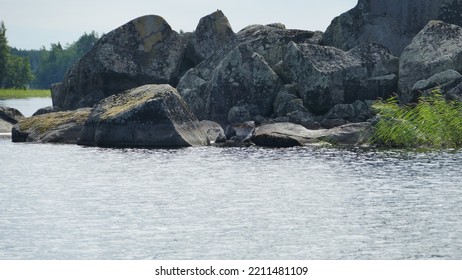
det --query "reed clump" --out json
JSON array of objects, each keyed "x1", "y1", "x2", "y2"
[{"x1": 371, "y1": 90, "x2": 462, "y2": 149}]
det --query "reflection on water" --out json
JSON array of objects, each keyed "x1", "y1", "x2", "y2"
[
  {"x1": 1, "y1": 140, "x2": 461, "y2": 260},
  {"x1": 0, "y1": 98, "x2": 52, "y2": 116}
]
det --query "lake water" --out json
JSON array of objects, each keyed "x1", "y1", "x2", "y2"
[
  {"x1": 0, "y1": 97, "x2": 52, "y2": 117},
  {"x1": 1, "y1": 99, "x2": 462, "y2": 260}
]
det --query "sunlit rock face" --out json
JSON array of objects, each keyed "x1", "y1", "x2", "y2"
[
  {"x1": 52, "y1": 15, "x2": 186, "y2": 110},
  {"x1": 398, "y1": 21, "x2": 462, "y2": 102},
  {"x1": 78, "y1": 84, "x2": 209, "y2": 148}
]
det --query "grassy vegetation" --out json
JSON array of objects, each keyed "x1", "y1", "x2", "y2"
[
  {"x1": 371, "y1": 91, "x2": 462, "y2": 149},
  {"x1": 0, "y1": 89, "x2": 51, "y2": 99}
]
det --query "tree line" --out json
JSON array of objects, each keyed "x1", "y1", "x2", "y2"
[
  {"x1": 0, "y1": 21, "x2": 33, "y2": 89},
  {"x1": 0, "y1": 20, "x2": 100, "y2": 89}
]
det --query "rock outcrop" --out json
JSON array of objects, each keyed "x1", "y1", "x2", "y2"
[
  {"x1": 0, "y1": 106, "x2": 24, "y2": 135},
  {"x1": 398, "y1": 21, "x2": 462, "y2": 102},
  {"x1": 187, "y1": 10, "x2": 235, "y2": 62},
  {"x1": 78, "y1": 84, "x2": 209, "y2": 148},
  {"x1": 283, "y1": 42, "x2": 397, "y2": 115},
  {"x1": 177, "y1": 22, "x2": 397, "y2": 125},
  {"x1": 322, "y1": 0, "x2": 449, "y2": 56},
  {"x1": 50, "y1": 8, "x2": 399, "y2": 131},
  {"x1": 36, "y1": 4, "x2": 462, "y2": 150},
  {"x1": 207, "y1": 45, "x2": 283, "y2": 125},
  {"x1": 177, "y1": 24, "x2": 315, "y2": 123},
  {"x1": 52, "y1": 15, "x2": 186, "y2": 110},
  {"x1": 12, "y1": 108, "x2": 91, "y2": 143},
  {"x1": 51, "y1": 11, "x2": 236, "y2": 112}
]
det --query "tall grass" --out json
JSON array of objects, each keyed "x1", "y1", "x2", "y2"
[
  {"x1": 0, "y1": 89, "x2": 51, "y2": 99},
  {"x1": 371, "y1": 91, "x2": 462, "y2": 149}
]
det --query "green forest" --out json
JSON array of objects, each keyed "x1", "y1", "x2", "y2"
[{"x1": 0, "y1": 21, "x2": 100, "y2": 90}]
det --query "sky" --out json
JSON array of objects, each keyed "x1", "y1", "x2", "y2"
[{"x1": 1, "y1": 0, "x2": 358, "y2": 50}]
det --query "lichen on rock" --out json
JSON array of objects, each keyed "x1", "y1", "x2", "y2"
[
  {"x1": 52, "y1": 15, "x2": 186, "y2": 110},
  {"x1": 78, "y1": 84, "x2": 209, "y2": 148},
  {"x1": 322, "y1": 0, "x2": 447, "y2": 56},
  {"x1": 398, "y1": 20, "x2": 462, "y2": 102},
  {"x1": 12, "y1": 108, "x2": 91, "y2": 143}
]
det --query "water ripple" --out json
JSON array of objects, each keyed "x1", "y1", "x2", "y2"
[{"x1": 1, "y1": 140, "x2": 461, "y2": 259}]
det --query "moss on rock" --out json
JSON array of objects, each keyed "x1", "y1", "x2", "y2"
[{"x1": 13, "y1": 108, "x2": 91, "y2": 143}]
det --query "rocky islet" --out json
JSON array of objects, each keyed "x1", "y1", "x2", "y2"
[{"x1": 10, "y1": 1, "x2": 462, "y2": 148}]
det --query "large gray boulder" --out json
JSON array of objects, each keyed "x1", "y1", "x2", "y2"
[
  {"x1": 320, "y1": 122, "x2": 374, "y2": 145},
  {"x1": 233, "y1": 24, "x2": 318, "y2": 67},
  {"x1": 273, "y1": 84, "x2": 312, "y2": 118},
  {"x1": 180, "y1": 10, "x2": 235, "y2": 70},
  {"x1": 347, "y1": 43, "x2": 399, "y2": 77},
  {"x1": 438, "y1": 0, "x2": 462, "y2": 27},
  {"x1": 0, "y1": 106, "x2": 24, "y2": 135},
  {"x1": 0, "y1": 106, "x2": 24, "y2": 123},
  {"x1": 410, "y1": 70, "x2": 462, "y2": 101},
  {"x1": 78, "y1": 84, "x2": 209, "y2": 148},
  {"x1": 11, "y1": 108, "x2": 91, "y2": 143},
  {"x1": 322, "y1": 100, "x2": 373, "y2": 128},
  {"x1": 322, "y1": 0, "x2": 450, "y2": 56},
  {"x1": 251, "y1": 122, "x2": 323, "y2": 147},
  {"x1": 251, "y1": 122, "x2": 373, "y2": 147},
  {"x1": 398, "y1": 21, "x2": 462, "y2": 102},
  {"x1": 283, "y1": 42, "x2": 397, "y2": 114},
  {"x1": 189, "y1": 10, "x2": 235, "y2": 61},
  {"x1": 367, "y1": 74, "x2": 398, "y2": 100},
  {"x1": 207, "y1": 45, "x2": 283, "y2": 125},
  {"x1": 52, "y1": 15, "x2": 186, "y2": 110},
  {"x1": 199, "y1": 120, "x2": 226, "y2": 143},
  {"x1": 177, "y1": 24, "x2": 316, "y2": 123}
]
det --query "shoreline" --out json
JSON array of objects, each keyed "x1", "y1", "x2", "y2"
[{"x1": 0, "y1": 89, "x2": 51, "y2": 99}]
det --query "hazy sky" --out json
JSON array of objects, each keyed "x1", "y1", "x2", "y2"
[{"x1": 1, "y1": 0, "x2": 357, "y2": 50}]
